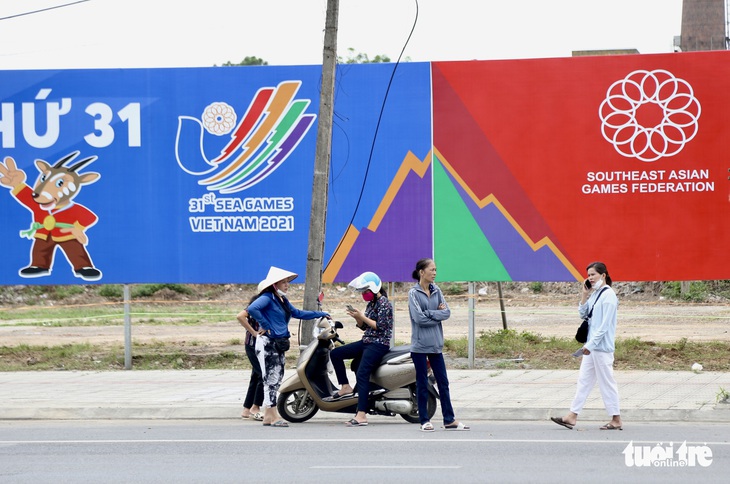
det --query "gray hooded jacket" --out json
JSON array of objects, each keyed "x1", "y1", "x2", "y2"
[{"x1": 408, "y1": 283, "x2": 451, "y2": 353}]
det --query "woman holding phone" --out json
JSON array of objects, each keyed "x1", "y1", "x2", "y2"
[
  {"x1": 551, "y1": 261, "x2": 623, "y2": 431},
  {"x1": 327, "y1": 271, "x2": 393, "y2": 427}
]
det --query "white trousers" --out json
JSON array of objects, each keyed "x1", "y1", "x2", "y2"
[{"x1": 570, "y1": 351, "x2": 621, "y2": 416}]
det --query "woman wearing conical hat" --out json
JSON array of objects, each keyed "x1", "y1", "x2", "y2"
[{"x1": 247, "y1": 266, "x2": 330, "y2": 427}]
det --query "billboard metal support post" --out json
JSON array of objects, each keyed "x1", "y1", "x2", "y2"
[
  {"x1": 497, "y1": 281, "x2": 508, "y2": 330},
  {"x1": 468, "y1": 282, "x2": 476, "y2": 369},
  {"x1": 124, "y1": 284, "x2": 132, "y2": 370}
]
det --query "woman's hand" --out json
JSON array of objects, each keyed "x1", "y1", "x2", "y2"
[
  {"x1": 346, "y1": 307, "x2": 362, "y2": 319},
  {"x1": 438, "y1": 303, "x2": 446, "y2": 310},
  {"x1": 582, "y1": 348, "x2": 591, "y2": 355},
  {"x1": 580, "y1": 280, "x2": 592, "y2": 303}
]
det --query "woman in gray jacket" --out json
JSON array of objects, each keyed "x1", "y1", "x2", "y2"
[{"x1": 408, "y1": 258, "x2": 469, "y2": 432}]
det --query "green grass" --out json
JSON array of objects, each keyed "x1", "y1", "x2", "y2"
[
  {"x1": 0, "y1": 341, "x2": 252, "y2": 371},
  {"x1": 1, "y1": 332, "x2": 729, "y2": 371},
  {"x1": 442, "y1": 329, "x2": 730, "y2": 371}
]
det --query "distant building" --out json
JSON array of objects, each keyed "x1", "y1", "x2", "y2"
[
  {"x1": 572, "y1": 49, "x2": 639, "y2": 57},
  {"x1": 677, "y1": 0, "x2": 727, "y2": 51}
]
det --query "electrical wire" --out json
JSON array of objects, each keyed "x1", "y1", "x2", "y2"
[
  {"x1": 323, "y1": 0, "x2": 420, "y2": 274},
  {"x1": 0, "y1": 0, "x2": 91, "y2": 22}
]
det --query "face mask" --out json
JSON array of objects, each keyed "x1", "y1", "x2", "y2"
[
  {"x1": 276, "y1": 289, "x2": 287, "y2": 297},
  {"x1": 592, "y1": 279, "x2": 604, "y2": 290},
  {"x1": 362, "y1": 291, "x2": 375, "y2": 302}
]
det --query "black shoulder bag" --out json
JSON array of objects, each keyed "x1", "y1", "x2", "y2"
[
  {"x1": 575, "y1": 287, "x2": 608, "y2": 343},
  {"x1": 270, "y1": 294, "x2": 292, "y2": 352}
]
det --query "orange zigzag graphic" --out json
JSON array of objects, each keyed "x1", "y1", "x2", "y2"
[
  {"x1": 322, "y1": 150, "x2": 431, "y2": 283},
  {"x1": 434, "y1": 147, "x2": 581, "y2": 281}
]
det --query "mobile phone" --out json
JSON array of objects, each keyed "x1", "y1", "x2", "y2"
[
  {"x1": 584, "y1": 279, "x2": 592, "y2": 289},
  {"x1": 346, "y1": 304, "x2": 354, "y2": 311}
]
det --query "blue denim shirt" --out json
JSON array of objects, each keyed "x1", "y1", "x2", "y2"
[{"x1": 247, "y1": 291, "x2": 328, "y2": 338}]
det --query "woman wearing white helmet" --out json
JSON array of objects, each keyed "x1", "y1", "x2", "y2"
[{"x1": 328, "y1": 271, "x2": 393, "y2": 427}]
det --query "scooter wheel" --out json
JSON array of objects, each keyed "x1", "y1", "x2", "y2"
[
  {"x1": 277, "y1": 389, "x2": 319, "y2": 423},
  {"x1": 401, "y1": 384, "x2": 437, "y2": 424}
]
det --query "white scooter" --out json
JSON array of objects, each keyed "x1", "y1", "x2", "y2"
[{"x1": 277, "y1": 317, "x2": 438, "y2": 423}]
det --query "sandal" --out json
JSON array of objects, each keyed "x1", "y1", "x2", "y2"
[
  {"x1": 251, "y1": 412, "x2": 264, "y2": 421},
  {"x1": 345, "y1": 418, "x2": 368, "y2": 427},
  {"x1": 263, "y1": 420, "x2": 289, "y2": 428},
  {"x1": 600, "y1": 423, "x2": 623, "y2": 430},
  {"x1": 444, "y1": 421, "x2": 470, "y2": 431},
  {"x1": 325, "y1": 391, "x2": 354, "y2": 401},
  {"x1": 420, "y1": 422, "x2": 434, "y2": 432}
]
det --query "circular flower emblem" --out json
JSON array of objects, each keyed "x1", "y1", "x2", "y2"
[
  {"x1": 202, "y1": 102, "x2": 237, "y2": 135},
  {"x1": 599, "y1": 69, "x2": 701, "y2": 162}
]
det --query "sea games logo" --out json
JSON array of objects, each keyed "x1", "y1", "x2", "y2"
[
  {"x1": 176, "y1": 80, "x2": 316, "y2": 234},
  {"x1": 599, "y1": 69, "x2": 701, "y2": 162}
]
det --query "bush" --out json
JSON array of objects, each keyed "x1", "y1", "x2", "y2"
[
  {"x1": 99, "y1": 285, "x2": 123, "y2": 298},
  {"x1": 133, "y1": 284, "x2": 193, "y2": 298},
  {"x1": 661, "y1": 281, "x2": 709, "y2": 302},
  {"x1": 529, "y1": 282, "x2": 543, "y2": 293}
]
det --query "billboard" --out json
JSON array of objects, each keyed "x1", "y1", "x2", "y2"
[
  {"x1": 428, "y1": 52, "x2": 726, "y2": 282},
  {"x1": 0, "y1": 52, "x2": 727, "y2": 285},
  {"x1": 0, "y1": 63, "x2": 431, "y2": 284}
]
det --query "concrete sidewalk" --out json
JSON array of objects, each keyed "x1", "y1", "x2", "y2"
[{"x1": 1, "y1": 369, "x2": 729, "y2": 422}]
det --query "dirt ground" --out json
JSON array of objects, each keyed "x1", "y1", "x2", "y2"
[{"x1": 1, "y1": 282, "x2": 729, "y2": 348}]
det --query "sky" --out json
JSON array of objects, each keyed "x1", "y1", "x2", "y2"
[{"x1": 0, "y1": 0, "x2": 684, "y2": 70}]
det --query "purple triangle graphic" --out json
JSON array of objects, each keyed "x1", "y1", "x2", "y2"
[{"x1": 334, "y1": 166, "x2": 433, "y2": 283}]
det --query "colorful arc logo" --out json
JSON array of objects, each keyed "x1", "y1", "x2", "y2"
[
  {"x1": 175, "y1": 80, "x2": 316, "y2": 193},
  {"x1": 599, "y1": 69, "x2": 701, "y2": 162}
]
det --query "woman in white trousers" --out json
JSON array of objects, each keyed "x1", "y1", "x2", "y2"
[{"x1": 551, "y1": 261, "x2": 623, "y2": 431}]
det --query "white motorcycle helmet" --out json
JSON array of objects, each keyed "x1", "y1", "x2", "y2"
[{"x1": 348, "y1": 271, "x2": 382, "y2": 294}]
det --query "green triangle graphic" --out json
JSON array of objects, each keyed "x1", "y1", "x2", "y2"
[{"x1": 433, "y1": 159, "x2": 511, "y2": 281}]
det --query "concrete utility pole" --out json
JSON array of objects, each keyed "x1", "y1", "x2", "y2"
[{"x1": 302, "y1": 0, "x2": 339, "y2": 344}]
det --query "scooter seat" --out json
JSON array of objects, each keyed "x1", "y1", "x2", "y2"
[{"x1": 380, "y1": 345, "x2": 412, "y2": 364}]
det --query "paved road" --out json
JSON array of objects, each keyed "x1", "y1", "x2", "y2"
[{"x1": 0, "y1": 420, "x2": 728, "y2": 483}]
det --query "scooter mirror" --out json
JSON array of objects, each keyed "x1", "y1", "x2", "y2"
[
  {"x1": 334, "y1": 321, "x2": 344, "y2": 329},
  {"x1": 318, "y1": 291, "x2": 324, "y2": 303}
]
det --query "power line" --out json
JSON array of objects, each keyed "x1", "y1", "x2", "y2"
[{"x1": 0, "y1": 0, "x2": 91, "y2": 22}]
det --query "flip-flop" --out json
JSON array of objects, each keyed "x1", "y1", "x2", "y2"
[
  {"x1": 264, "y1": 420, "x2": 289, "y2": 428},
  {"x1": 444, "y1": 421, "x2": 470, "y2": 431},
  {"x1": 600, "y1": 423, "x2": 623, "y2": 430},
  {"x1": 550, "y1": 417, "x2": 575, "y2": 430},
  {"x1": 420, "y1": 422, "x2": 434, "y2": 432},
  {"x1": 251, "y1": 412, "x2": 264, "y2": 421},
  {"x1": 345, "y1": 418, "x2": 368, "y2": 427}
]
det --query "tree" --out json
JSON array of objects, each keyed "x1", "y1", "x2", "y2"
[
  {"x1": 217, "y1": 56, "x2": 269, "y2": 67},
  {"x1": 338, "y1": 47, "x2": 393, "y2": 64}
]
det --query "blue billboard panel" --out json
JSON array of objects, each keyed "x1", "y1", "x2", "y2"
[{"x1": 0, "y1": 63, "x2": 432, "y2": 285}]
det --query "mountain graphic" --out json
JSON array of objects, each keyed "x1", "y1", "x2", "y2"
[{"x1": 324, "y1": 147, "x2": 577, "y2": 283}]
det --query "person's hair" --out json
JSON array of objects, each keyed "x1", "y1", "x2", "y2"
[
  {"x1": 412, "y1": 258, "x2": 434, "y2": 281},
  {"x1": 586, "y1": 261, "x2": 612, "y2": 286}
]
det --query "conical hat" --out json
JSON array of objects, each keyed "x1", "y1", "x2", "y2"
[{"x1": 257, "y1": 266, "x2": 298, "y2": 293}]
